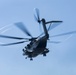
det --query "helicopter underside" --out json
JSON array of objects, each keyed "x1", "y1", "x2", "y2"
[
  {"x1": 22, "y1": 40, "x2": 49, "y2": 60},
  {"x1": 23, "y1": 47, "x2": 49, "y2": 60}
]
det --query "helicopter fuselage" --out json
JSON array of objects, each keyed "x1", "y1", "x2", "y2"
[{"x1": 23, "y1": 35, "x2": 49, "y2": 60}]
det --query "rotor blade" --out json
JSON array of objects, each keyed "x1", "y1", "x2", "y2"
[
  {"x1": 34, "y1": 8, "x2": 40, "y2": 23},
  {"x1": 46, "y1": 21, "x2": 63, "y2": 24},
  {"x1": 0, "y1": 41, "x2": 28, "y2": 46},
  {"x1": 48, "y1": 40, "x2": 61, "y2": 44},
  {"x1": 37, "y1": 21, "x2": 63, "y2": 38},
  {"x1": 14, "y1": 22, "x2": 32, "y2": 37},
  {"x1": 47, "y1": 21, "x2": 63, "y2": 31},
  {"x1": 37, "y1": 33, "x2": 43, "y2": 38},
  {"x1": 0, "y1": 35, "x2": 29, "y2": 40},
  {"x1": 50, "y1": 31, "x2": 76, "y2": 37}
]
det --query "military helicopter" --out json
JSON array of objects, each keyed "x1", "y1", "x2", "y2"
[{"x1": 0, "y1": 8, "x2": 74, "y2": 60}]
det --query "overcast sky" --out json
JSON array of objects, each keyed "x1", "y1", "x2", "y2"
[{"x1": 0, "y1": 0, "x2": 76, "y2": 75}]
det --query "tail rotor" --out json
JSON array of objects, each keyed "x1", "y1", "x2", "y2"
[{"x1": 34, "y1": 8, "x2": 41, "y2": 24}]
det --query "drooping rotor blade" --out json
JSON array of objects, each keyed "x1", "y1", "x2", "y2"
[
  {"x1": 48, "y1": 40, "x2": 61, "y2": 44},
  {"x1": 47, "y1": 21, "x2": 63, "y2": 31},
  {"x1": 34, "y1": 8, "x2": 40, "y2": 23},
  {"x1": 0, "y1": 41, "x2": 28, "y2": 46},
  {"x1": 14, "y1": 22, "x2": 32, "y2": 37},
  {"x1": 0, "y1": 35, "x2": 29, "y2": 40},
  {"x1": 50, "y1": 31, "x2": 76, "y2": 37}
]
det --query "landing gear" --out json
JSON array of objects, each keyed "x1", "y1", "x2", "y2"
[
  {"x1": 42, "y1": 48, "x2": 49, "y2": 56},
  {"x1": 43, "y1": 53, "x2": 46, "y2": 56},
  {"x1": 25, "y1": 57, "x2": 27, "y2": 59},
  {"x1": 29, "y1": 55, "x2": 33, "y2": 61},
  {"x1": 22, "y1": 49, "x2": 25, "y2": 52},
  {"x1": 22, "y1": 49, "x2": 26, "y2": 56},
  {"x1": 30, "y1": 58, "x2": 33, "y2": 61}
]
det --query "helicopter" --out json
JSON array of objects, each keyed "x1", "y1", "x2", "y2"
[{"x1": 0, "y1": 8, "x2": 75, "y2": 60}]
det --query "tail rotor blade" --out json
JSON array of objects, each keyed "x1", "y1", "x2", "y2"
[
  {"x1": 34, "y1": 8, "x2": 40, "y2": 23},
  {"x1": 14, "y1": 22, "x2": 32, "y2": 37}
]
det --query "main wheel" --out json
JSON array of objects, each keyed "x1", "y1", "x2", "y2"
[
  {"x1": 30, "y1": 58, "x2": 33, "y2": 61},
  {"x1": 43, "y1": 53, "x2": 46, "y2": 56}
]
